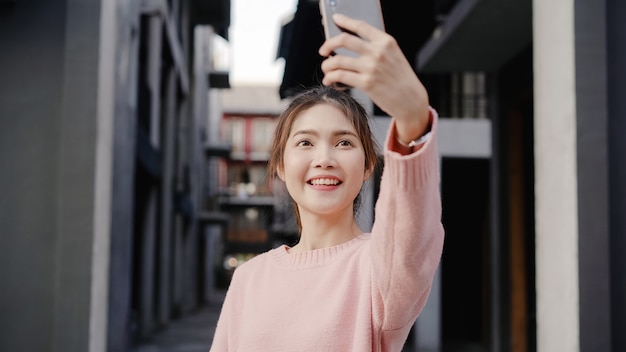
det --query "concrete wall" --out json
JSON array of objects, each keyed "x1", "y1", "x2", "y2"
[{"x1": 0, "y1": 0, "x2": 103, "y2": 351}]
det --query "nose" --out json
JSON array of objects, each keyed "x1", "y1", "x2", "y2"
[{"x1": 313, "y1": 145, "x2": 336, "y2": 169}]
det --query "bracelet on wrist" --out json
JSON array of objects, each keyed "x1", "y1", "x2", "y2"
[{"x1": 397, "y1": 130, "x2": 432, "y2": 152}]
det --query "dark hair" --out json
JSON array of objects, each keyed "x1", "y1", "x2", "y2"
[{"x1": 268, "y1": 86, "x2": 380, "y2": 230}]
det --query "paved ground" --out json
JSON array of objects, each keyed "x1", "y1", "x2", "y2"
[{"x1": 132, "y1": 291, "x2": 225, "y2": 352}]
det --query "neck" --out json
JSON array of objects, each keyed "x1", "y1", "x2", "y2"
[{"x1": 289, "y1": 207, "x2": 363, "y2": 252}]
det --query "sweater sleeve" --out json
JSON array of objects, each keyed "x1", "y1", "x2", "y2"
[{"x1": 369, "y1": 107, "x2": 445, "y2": 331}]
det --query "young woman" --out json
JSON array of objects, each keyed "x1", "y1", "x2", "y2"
[{"x1": 210, "y1": 14, "x2": 444, "y2": 351}]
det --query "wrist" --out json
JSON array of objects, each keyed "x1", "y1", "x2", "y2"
[{"x1": 392, "y1": 107, "x2": 434, "y2": 154}]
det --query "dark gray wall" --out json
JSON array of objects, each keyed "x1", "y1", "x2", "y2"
[
  {"x1": 0, "y1": 1, "x2": 65, "y2": 350},
  {"x1": 54, "y1": 1, "x2": 102, "y2": 350},
  {"x1": 576, "y1": 0, "x2": 626, "y2": 351},
  {"x1": 607, "y1": 0, "x2": 626, "y2": 350},
  {"x1": 574, "y1": 0, "x2": 612, "y2": 351},
  {"x1": 0, "y1": 0, "x2": 101, "y2": 351}
]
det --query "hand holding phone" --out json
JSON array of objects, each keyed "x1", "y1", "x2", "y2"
[
  {"x1": 319, "y1": 0, "x2": 385, "y2": 58},
  {"x1": 318, "y1": 11, "x2": 430, "y2": 133}
]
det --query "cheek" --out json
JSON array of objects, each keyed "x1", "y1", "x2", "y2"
[
  {"x1": 341, "y1": 155, "x2": 367, "y2": 183},
  {"x1": 354, "y1": 154, "x2": 367, "y2": 173},
  {"x1": 281, "y1": 153, "x2": 305, "y2": 178}
]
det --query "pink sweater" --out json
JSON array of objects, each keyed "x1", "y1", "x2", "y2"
[{"x1": 210, "y1": 111, "x2": 444, "y2": 352}]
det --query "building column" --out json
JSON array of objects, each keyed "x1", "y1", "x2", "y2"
[
  {"x1": 533, "y1": 0, "x2": 613, "y2": 351},
  {"x1": 532, "y1": 0, "x2": 580, "y2": 350},
  {"x1": 105, "y1": 1, "x2": 141, "y2": 351}
]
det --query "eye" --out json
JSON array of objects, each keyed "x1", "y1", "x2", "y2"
[
  {"x1": 337, "y1": 139, "x2": 354, "y2": 147},
  {"x1": 296, "y1": 139, "x2": 313, "y2": 147}
]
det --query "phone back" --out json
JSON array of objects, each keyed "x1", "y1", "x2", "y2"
[{"x1": 319, "y1": 0, "x2": 385, "y2": 57}]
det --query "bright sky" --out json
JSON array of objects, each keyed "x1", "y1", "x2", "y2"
[{"x1": 229, "y1": 0, "x2": 298, "y2": 86}]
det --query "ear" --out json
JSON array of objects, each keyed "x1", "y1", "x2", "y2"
[
  {"x1": 363, "y1": 166, "x2": 373, "y2": 181},
  {"x1": 277, "y1": 165, "x2": 285, "y2": 181}
]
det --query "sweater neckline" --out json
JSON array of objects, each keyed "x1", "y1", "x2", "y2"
[{"x1": 270, "y1": 233, "x2": 370, "y2": 269}]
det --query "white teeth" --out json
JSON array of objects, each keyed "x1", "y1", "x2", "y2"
[{"x1": 310, "y1": 178, "x2": 340, "y2": 186}]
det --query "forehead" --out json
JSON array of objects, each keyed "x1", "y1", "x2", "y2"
[{"x1": 289, "y1": 103, "x2": 356, "y2": 135}]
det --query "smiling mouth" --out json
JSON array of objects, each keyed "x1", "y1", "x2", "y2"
[{"x1": 308, "y1": 178, "x2": 342, "y2": 186}]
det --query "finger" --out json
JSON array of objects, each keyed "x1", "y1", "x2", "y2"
[
  {"x1": 321, "y1": 68, "x2": 362, "y2": 88},
  {"x1": 318, "y1": 13, "x2": 384, "y2": 57},
  {"x1": 319, "y1": 30, "x2": 369, "y2": 58},
  {"x1": 331, "y1": 14, "x2": 384, "y2": 42},
  {"x1": 320, "y1": 51, "x2": 362, "y2": 73},
  {"x1": 320, "y1": 56, "x2": 362, "y2": 85}
]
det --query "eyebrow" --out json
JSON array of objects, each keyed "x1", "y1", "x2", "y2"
[{"x1": 291, "y1": 129, "x2": 358, "y2": 138}]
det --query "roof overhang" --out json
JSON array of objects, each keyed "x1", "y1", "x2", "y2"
[{"x1": 417, "y1": 0, "x2": 532, "y2": 73}]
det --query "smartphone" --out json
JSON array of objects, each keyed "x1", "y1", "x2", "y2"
[{"x1": 319, "y1": 0, "x2": 385, "y2": 58}]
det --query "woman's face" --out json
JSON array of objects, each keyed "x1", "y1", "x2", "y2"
[{"x1": 278, "y1": 103, "x2": 370, "y2": 218}]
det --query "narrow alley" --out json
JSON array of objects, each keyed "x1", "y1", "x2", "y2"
[{"x1": 132, "y1": 292, "x2": 225, "y2": 352}]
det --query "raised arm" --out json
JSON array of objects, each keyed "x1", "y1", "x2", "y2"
[
  {"x1": 370, "y1": 115, "x2": 444, "y2": 330},
  {"x1": 319, "y1": 14, "x2": 445, "y2": 330}
]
